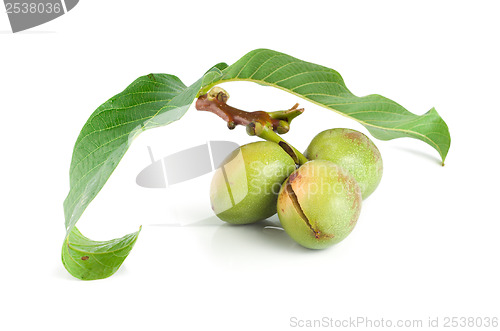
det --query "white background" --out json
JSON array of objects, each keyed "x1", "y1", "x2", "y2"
[{"x1": 1, "y1": 1, "x2": 499, "y2": 330}]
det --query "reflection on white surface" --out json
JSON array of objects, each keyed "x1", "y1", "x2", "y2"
[{"x1": 208, "y1": 216, "x2": 326, "y2": 269}]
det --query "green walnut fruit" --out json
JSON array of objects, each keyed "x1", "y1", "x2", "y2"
[
  {"x1": 277, "y1": 160, "x2": 362, "y2": 249},
  {"x1": 304, "y1": 128, "x2": 383, "y2": 199},
  {"x1": 210, "y1": 141, "x2": 296, "y2": 224}
]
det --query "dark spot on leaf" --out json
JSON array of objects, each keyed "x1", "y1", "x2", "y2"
[{"x1": 81, "y1": 256, "x2": 89, "y2": 261}]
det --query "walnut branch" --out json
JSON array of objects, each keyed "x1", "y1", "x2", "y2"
[
  {"x1": 195, "y1": 87, "x2": 304, "y2": 134},
  {"x1": 195, "y1": 86, "x2": 308, "y2": 165}
]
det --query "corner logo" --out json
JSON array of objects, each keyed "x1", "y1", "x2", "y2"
[{"x1": 4, "y1": 0, "x2": 79, "y2": 33}]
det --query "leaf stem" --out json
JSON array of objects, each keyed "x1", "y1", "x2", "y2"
[{"x1": 246, "y1": 122, "x2": 308, "y2": 165}]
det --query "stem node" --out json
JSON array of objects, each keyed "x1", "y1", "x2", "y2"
[
  {"x1": 196, "y1": 86, "x2": 308, "y2": 165},
  {"x1": 196, "y1": 86, "x2": 304, "y2": 134}
]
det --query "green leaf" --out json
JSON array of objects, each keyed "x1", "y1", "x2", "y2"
[
  {"x1": 62, "y1": 65, "x2": 225, "y2": 280},
  {"x1": 62, "y1": 226, "x2": 141, "y2": 280},
  {"x1": 203, "y1": 49, "x2": 451, "y2": 163}
]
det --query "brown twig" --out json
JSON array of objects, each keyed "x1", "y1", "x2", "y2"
[
  {"x1": 195, "y1": 87, "x2": 304, "y2": 134},
  {"x1": 196, "y1": 86, "x2": 308, "y2": 165}
]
